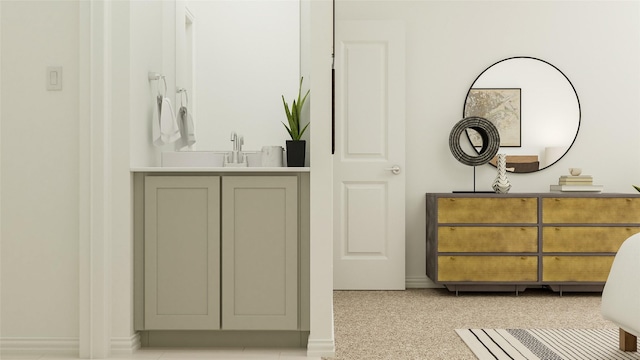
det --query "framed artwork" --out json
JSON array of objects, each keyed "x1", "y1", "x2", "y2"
[{"x1": 464, "y1": 88, "x2": 522, "y2": 147}]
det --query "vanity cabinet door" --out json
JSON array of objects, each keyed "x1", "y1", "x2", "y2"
[
  {"x1": 144, "y1": 176, "x2": 221, "y2": 330},
  {"x1": 221, "y1": 176, "x2": 298, "y2": 330}
]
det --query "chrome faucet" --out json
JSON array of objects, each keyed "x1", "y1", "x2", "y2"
[
  {"x1": 230, "y1": 131, "x2": 238, "y2": 151},
  {"x1": 227, "y1": 131, "x2": 245, "y2": 165}
]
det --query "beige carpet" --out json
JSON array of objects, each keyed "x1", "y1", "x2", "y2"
[{"x1": 327, "y1": 288, "x2": 615, "y2": 360}]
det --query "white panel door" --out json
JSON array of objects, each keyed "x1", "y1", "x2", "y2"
[{"x1": 334, "y1": 20, "x2": 406, "y2": 290}]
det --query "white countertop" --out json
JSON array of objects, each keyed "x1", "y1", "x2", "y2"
[{"x1": 131, "y1": 167, "x2": 310, "y2": 173}]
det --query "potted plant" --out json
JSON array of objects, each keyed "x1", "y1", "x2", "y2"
[{"x1": 282, "y1": 77, "x2": 310, "y2": 167}]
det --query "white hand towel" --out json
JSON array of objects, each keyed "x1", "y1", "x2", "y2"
[
  {"x1": 175, "y1": 106, "x2": 196, "y2": 150},
  {"x1": 159, "y1": 97, "x2": 181, "y2": 144},
  {"x1": 152, "y1": 95, "x2": 164, "y2": 146},
  {"x1": 153, "y1": 96, "x2": 181, "y2": 146}
]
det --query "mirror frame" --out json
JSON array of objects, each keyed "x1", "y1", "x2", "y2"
[{"x1": 463, "y1": 56, "x2": 582, "y2": 173}]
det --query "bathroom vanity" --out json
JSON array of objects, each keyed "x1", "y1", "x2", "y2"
[{"x1": 132, "y1": 167, "x2": 310, "y2": 347}]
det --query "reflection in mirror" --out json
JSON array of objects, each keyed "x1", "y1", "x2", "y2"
[{"x1": 463, "y1": 57, "x2": 581, "y2": 173}]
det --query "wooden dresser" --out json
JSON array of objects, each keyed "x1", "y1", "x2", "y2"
[{"x1": 426, "y1": 193, "x2": 640, "y2": 294}]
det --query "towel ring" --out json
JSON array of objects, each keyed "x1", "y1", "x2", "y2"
[{"x1": 177, "y1": 88, "x2": 189, "y2": 108}]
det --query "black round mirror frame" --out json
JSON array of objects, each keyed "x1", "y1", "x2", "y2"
[
  {"x1": 449, "y1": 117, "x2": 501, "y2": 167},
  {"x1": 463, "y1": 56, "x2": 582, "y2": 173}
]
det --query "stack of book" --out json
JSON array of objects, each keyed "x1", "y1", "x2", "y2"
[{"x1": 550, "y1": 175, "x2": 603, "y2": 192}]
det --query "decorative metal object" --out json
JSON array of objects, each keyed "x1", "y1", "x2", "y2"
[{"x1": 449, "y1": 117, "x2": 500, "y2": 167}]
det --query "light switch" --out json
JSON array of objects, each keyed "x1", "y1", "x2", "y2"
[{"x1": 46, "y1": 66, "x2": 62, "y2": 91}]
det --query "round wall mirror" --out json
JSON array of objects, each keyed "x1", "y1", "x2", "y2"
[{"x1": 463, "y1": 56, "x2": 581, "y2": 173}]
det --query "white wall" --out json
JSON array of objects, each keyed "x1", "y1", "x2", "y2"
[
  {"x1": 1, "y1": 0, "x2": 80, "y2": 339},
  {"x1": 111, "y1": 0, "x2": 135, "y2": 349},
  {"x1": 307, "y1": 0, "x2": 335, "y2": 356},
  {"x1": 336, "y1": 0, "x2": 640, "y2": 287}
]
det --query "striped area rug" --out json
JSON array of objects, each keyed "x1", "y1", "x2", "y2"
[{"x1": 456, "y1": 328, "x2": 640, "y2": 360}]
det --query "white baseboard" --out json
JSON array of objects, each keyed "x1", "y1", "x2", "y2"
[
  {"x1": 111, "y1": 333, "x2": 141, "y2": 354},
  {"x1": 0, "y1": 337, "x2": 79, "y2": 355},
  {"x1": 306, "y1": 338, "x2": 335, "y2": 357},
  {"x1": 406, "y1": 275, "x2": 443, "y2": 289},
  {"x1": 0, "y1": 334, "x2": 141, "y2": 356}
]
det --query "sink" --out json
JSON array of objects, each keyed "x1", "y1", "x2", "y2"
[
  {"x1": 161, "y1": 151, "x2": 225, "y2": 167},
  {"x1": 161, "y1": 151, "x2": 263, "y2": 167}
]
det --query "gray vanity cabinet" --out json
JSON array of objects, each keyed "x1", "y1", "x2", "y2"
[
  {"x1": 221, "y1": 176, "x2": 298, "y2": 330},
  {"x1": 140, "y1": 174, "x2": 300, "y2": 333},
  {"x1": 144, "y1": 176, "x2": 221, "y2": 330}
]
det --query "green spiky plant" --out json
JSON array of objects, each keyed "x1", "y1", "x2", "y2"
[{"x1": 282, "y1": 77, "x2": 310, "y2": 140}]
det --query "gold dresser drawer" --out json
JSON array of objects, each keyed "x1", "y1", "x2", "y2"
[
  {"x1": 439, "y1": 226, "x2": 538, "y2": 253},
  {"x1": 438, "y1": 256, "x2": 538, "y2": 282},
  {"x1": 542, "y1": 198, "x2": 640, "y2": 224},
  {"x1": 542, "y1": 256, "x2": 614, "y2": 282},
  {"x1": 437, "y1": 197, "x2": 537, "y2": 224},
  {"x1": 543, "y1": 227, "x2": 640, "y2": 253}
]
